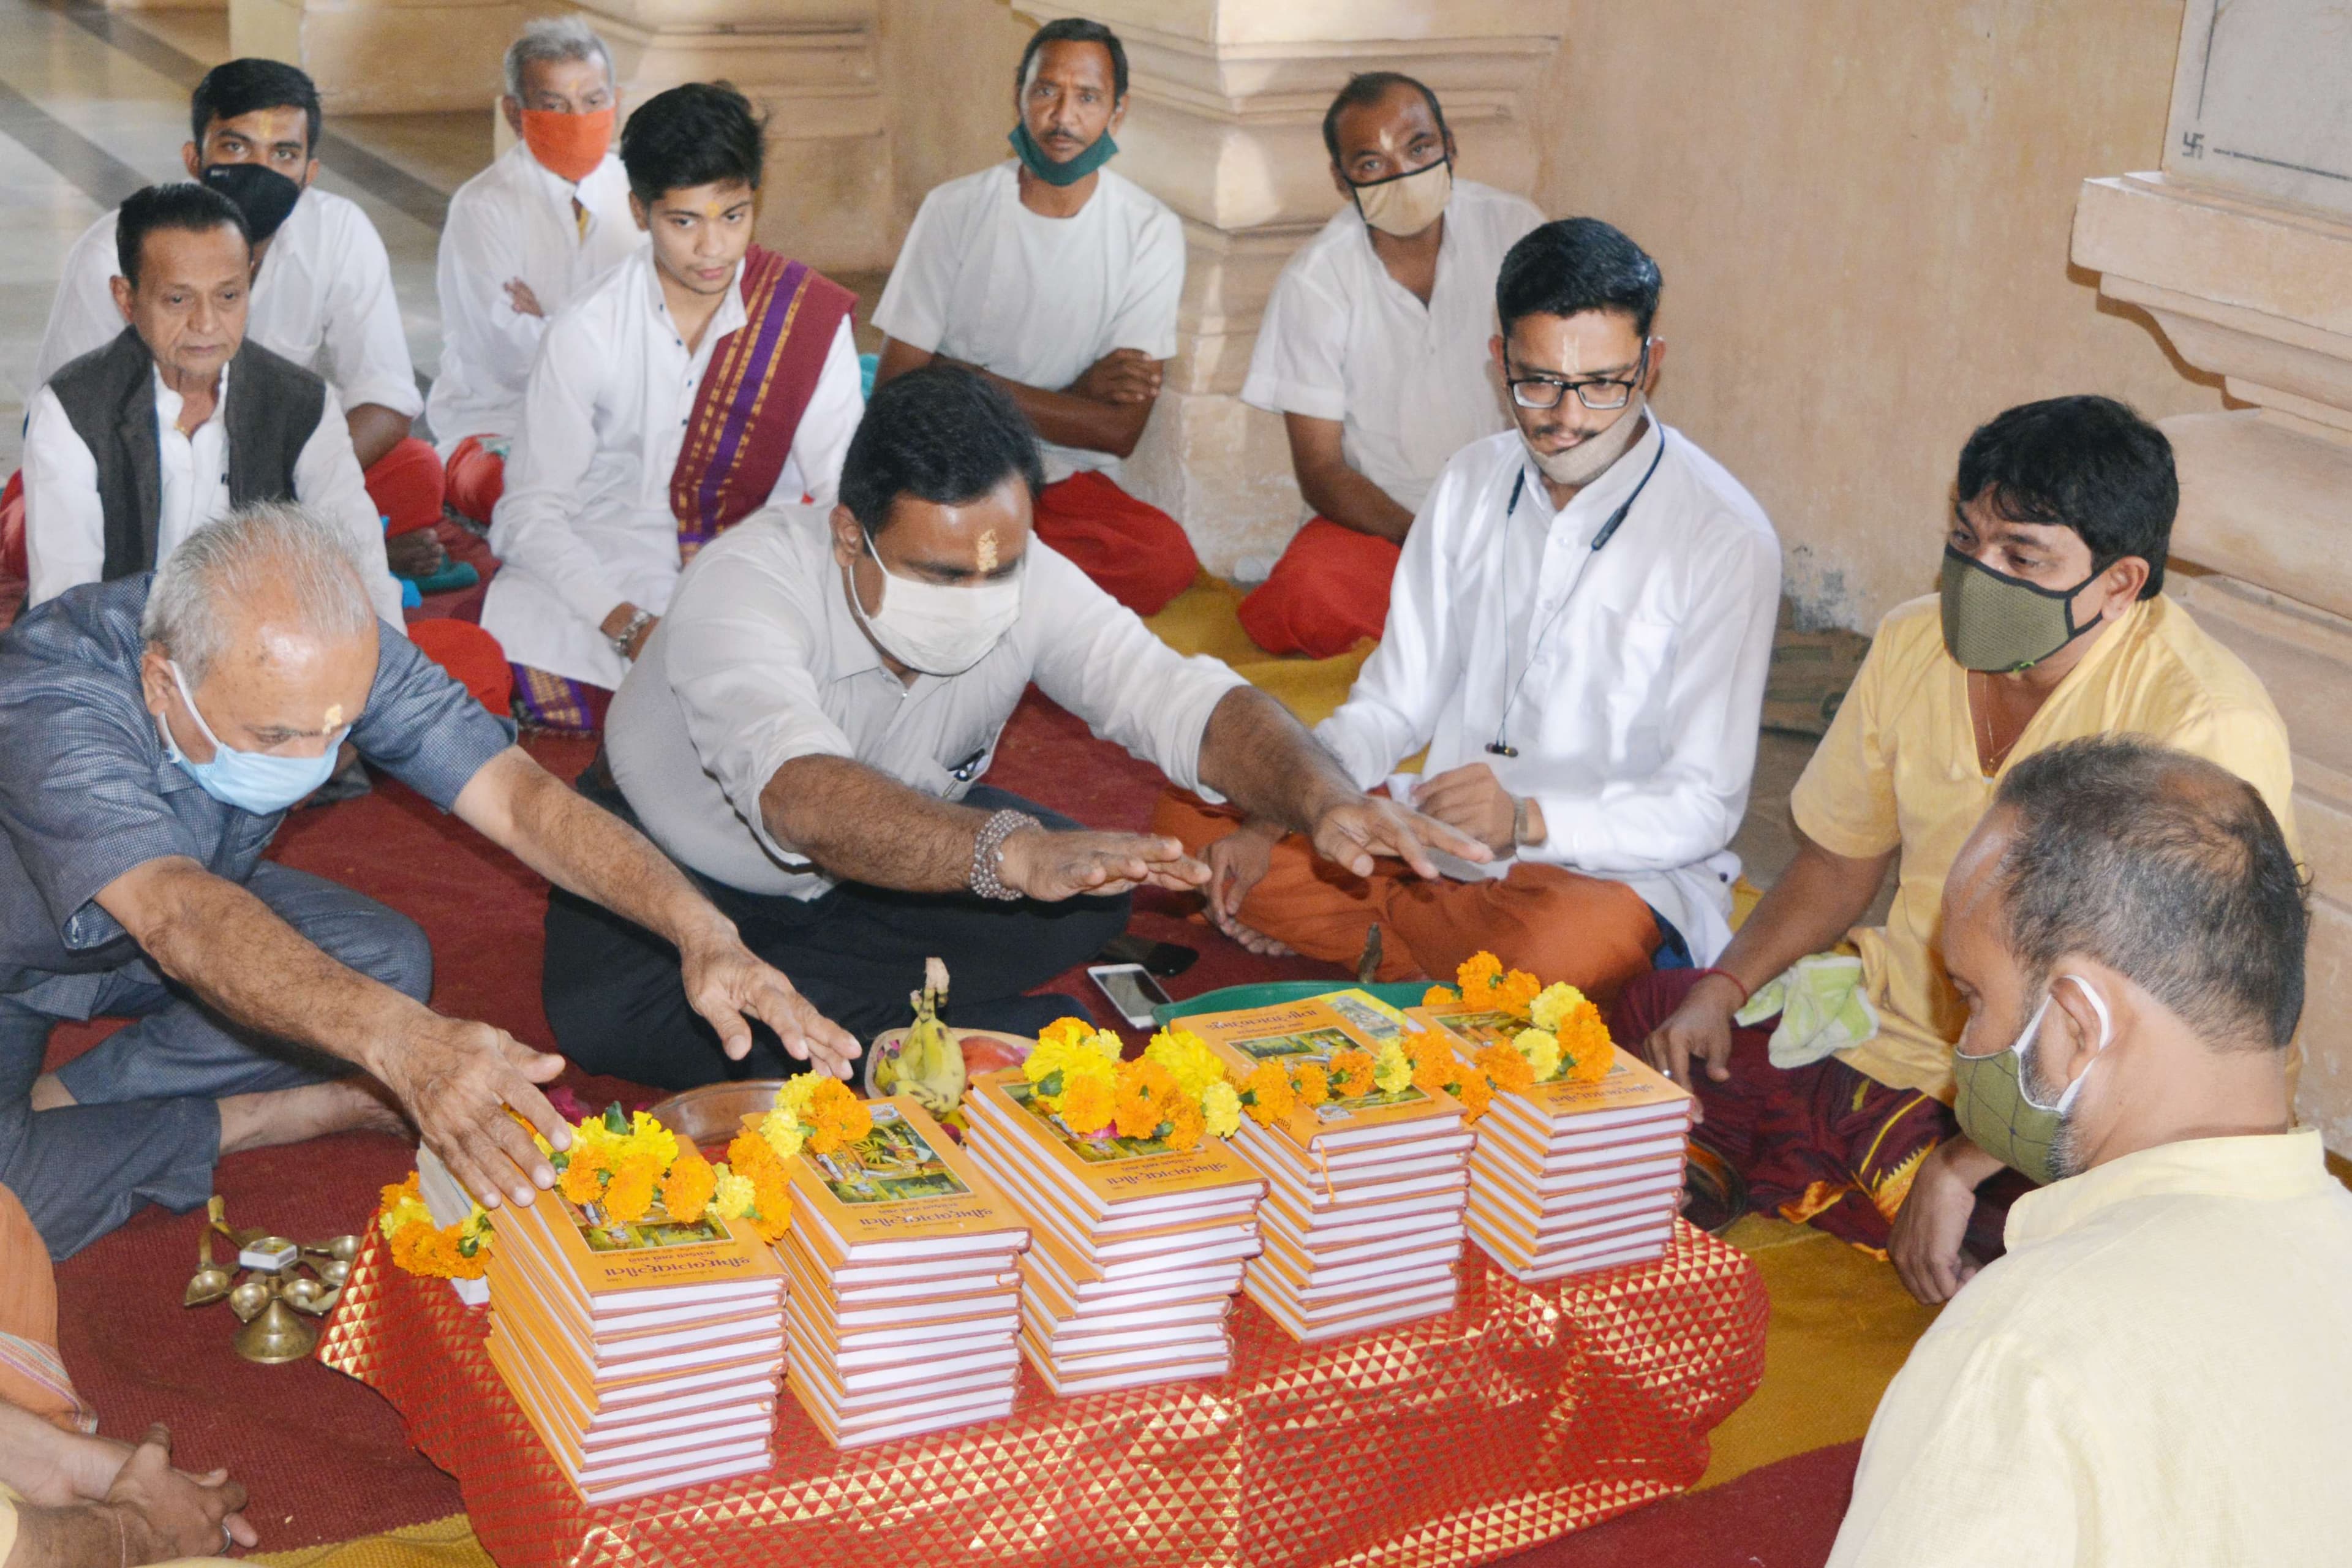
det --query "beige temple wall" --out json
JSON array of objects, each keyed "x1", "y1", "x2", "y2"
[
  {"x1": 873, "y1": 0, "x2": 1031, "y2": 235},
  {"x1": 1523, "y1": 0, "x2": 2221, "y2": 631}
]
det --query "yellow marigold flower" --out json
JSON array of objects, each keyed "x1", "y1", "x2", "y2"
[
  {"x1": 1061, "y1": 1044, "x2": 1118, "y2": 1085},
  {"x1": 1422, "y1": 985, "x2": 1459, "y2": 1007},
  {"x1": 775, "y1": 1074, "x2": 823, "y2": 1120},
  {"x1": 557, "y1": 1145, "x2": 608, "y2": 1207},
  {"x1": 620, "y1": 1111, "x2": 679, "y2": 1170},
  {"x1": 602, "y1": 1156, "x2": 659, "y2": 1224},
  {"x1": 1239, "y1": 1062, "x2": 1294, "y2": 1126},
  {"x1": 1372, "y1": 1041, "x2": 1412, "y2": 1095},
  {"x1": 1513, "y1": 1027, "x2": 1562, "y2": 1082},
  {"x1": 1200, "y1": 1079, "x2": 1242, "y2": 1139},
  {"x1": 1291, "y1": 1061, "x2": 1331, "y2": 1107},
  {"x1": 1037, "y1": 1016, "x2": 1095, "y2": 1056},
  {"x1": 662, "y1": 1151, "x2": 718, "y2": 1224},
  {"x1": 1496, "y1": 968, "x2": 1542, "y2": 1019},
  {"x1": 1058, "y1": 1071, "x2": 1116, "y2": 1134},
  {"x1": 1477, "y1": 1040, "x2": 1534, "y2": 1095},
  {"x1": 1327, "y1": 1047, "x2": 1377, "y2": 1101},
  {"x1": 1163, "y1": 1099, "x2": 1207, "y2": 1152},
  {"x1": 1452, "y1": 1070, "x2": 1494, "y2": 1125},
  {"x1": 710, "y1": 1167, "x2": 756, "y2": 1221},
  {"x1": 1457, "y1": 951, "x2": 1502, "y2": 995},
  {"x1": 1145, "y1": 1028, "x2": 1225, "y2": 1100},
  {"x1": 758, "y1": 1108, "x2": 808, "y2": 1163},
  {"x1": 1528, "y1": 981, "x2": 1588, "y2": 1033}
]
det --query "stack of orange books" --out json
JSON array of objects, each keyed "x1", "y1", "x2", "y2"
[
  {"x1": 779, "y1": 1096, "x2": 1031, "y2": 1449},
  {"x1": 1443, "y1": 1036, "x2": 1694, "y2": 1281},
  {"x1": 484, "y1": 1180, "x2": 786, "y2": 1504},
  {"x1": 1187, "y1": 993, "x2": 1472, "y2": 1344},
  {"x1": 962, "y1": 1067, "x2": 1266, "y2": 1396}
]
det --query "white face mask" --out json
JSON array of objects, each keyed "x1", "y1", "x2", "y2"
[
  {"x1": 1524, "y1": 393, "x2": 1648, "y2": 490},
  {"x1": 846, "y1": 529, "x2": 1024, "y2": 677},
  {"x1": 1351, "y1": 157, "x2": 1453, "y2": 238}
]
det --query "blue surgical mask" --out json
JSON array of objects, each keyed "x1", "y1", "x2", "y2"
[{"x1": 159, "y1": 660, "x2": 345, "y2": 815}]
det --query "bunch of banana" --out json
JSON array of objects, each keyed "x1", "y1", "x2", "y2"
[{"x1": 878, "y1": 956, "x2": 965, "y2": 1116}]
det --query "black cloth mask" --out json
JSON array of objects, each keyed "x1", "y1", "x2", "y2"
[{"x1": 202, "y1": 162, "x2": 303, "y2": 243}]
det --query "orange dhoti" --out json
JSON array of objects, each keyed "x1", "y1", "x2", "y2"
[
  {"x1": 1238, "y1": 517, "x2": 1401, "y2": 658},
  {"x1": 1154, "y1": 789, "x2": 1660, "y2": 1007},
  {"x1": 444, "y1": 437, "x2": 507, "y2": 526},
  {"x1": 365, "y1": 437, "x2": 447, "y2": 538},
  {"x1": 1031, "y1": 470, "x2": 1200, "y2": 616},
  {"x1": 0, "y1": 1184, "x2": 94, "y2": 1434}
]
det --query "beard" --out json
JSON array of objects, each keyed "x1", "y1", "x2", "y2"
[
  {"x1": 2021, "y1": 1043, "x2": 2087, "y2": 1182},
  {"x1": 1521, "y1": 397, "x2": 1648, "y2": 490}
]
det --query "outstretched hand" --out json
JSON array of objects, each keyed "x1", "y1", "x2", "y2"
[
  {"x1": 1307, "y1": 795, "x2": 1492, "y2": 882},
  {"x1": 1001, "y1": 826, "x2": 1209, "y2": 901},
  {"x1": 1203, "y1": 823, "x2": 1293, "y2": 956},
  {"x1": 374, "y1": 1016, "x2": 571, "y2": 1210},
  {"x1": 681, "y1": 933, "x2": 862, "y2": 1079}
]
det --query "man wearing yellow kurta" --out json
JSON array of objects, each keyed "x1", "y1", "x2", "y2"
[
  {"x1": 1616, "y1": 396, "x2": 2296, "y2": 1289},
  {"x1": 1828, "y1": 737, "x2": 2350, "y2": 1567}
]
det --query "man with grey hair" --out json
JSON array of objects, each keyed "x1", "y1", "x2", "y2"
[
  {"x1": 430, "y1": 15, "x2": 635, "y2": 524},
  {"x1": 0, "y1": 503, "x2": 857, "y2": 1259},
  {"x1": 1829, "y1": 736, "x2": 2352, "y2": 1566}
]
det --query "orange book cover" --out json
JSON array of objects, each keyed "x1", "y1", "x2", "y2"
[
  {"x1": 781, "y1": 1096, "x2": 1030, "y2": 1261},
  {"x1": 965, "y1": 1068, "x2": 1263, "y2": 1210},
  {"x1": 491, "y1": 1169, "x2": 783, "y2": 1300},
  {"x1": 1182, "y1": 997, "x2": 1462, "y2": 1153}
]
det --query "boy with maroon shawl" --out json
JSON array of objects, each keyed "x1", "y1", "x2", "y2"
[{"x1": 484, "y1": 82, "x2": 862, "y2": 733}]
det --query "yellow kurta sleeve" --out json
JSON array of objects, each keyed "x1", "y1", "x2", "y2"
[{"x1": 1790, "y1": 619, "x2": 1904, "y2": 862}]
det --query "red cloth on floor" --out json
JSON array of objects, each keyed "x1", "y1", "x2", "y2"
[
  {"x1": 445, "y1": 437, "x2": 505, "y2": 526},
  {"x1": 1030, "y1": 469, "x2": 1199, "y2": 616},
  {"x1": 407, "y1": 619, "x2": 511, "y2": 712},
  {"x1": 1610, "y1": 968, "x2": 2021, "y2": 1260},
  {"x1": 1, "y1": 471, "x2": 22, "y2": 583},
  {"x1": 1238, "y1": 515, "x2": 1401, "y2": 657},
  {"x1": 366, "y1": 436, "x2": 447, "y2": 537}
]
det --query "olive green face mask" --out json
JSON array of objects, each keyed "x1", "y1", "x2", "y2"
[{"x1": 1939, "y1": 546, "x2": 2101, "y2": 674}]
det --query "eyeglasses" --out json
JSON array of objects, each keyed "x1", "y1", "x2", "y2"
[{"x1": 1506, "y1": 345, "x2": 1650, "y2": 411}]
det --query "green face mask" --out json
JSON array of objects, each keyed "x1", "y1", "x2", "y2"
[
  {"x1": 1938, "y1": 546, "x2": 2102, "y2": 674},
  {"x1": 1008, "y1": 122, "x2": 1118, "y2": 187},
  {"x1": 1950, "y1": 977, "x2": 2111, "y2": 1187}
]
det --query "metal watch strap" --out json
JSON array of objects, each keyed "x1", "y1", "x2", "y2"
[
  {"x1": 608, "y1": 608, "x2": 654, "y2": 658},
  {"x1": 970, "y1": 809, "x2": 1040, "y2": 900}
]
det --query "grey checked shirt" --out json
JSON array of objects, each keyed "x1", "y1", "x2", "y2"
[{"x1": 0, "y1": 575, "x2": 515, "y2": 994}]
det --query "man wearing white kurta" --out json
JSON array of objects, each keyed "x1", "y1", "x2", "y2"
[
  {"x1": 1237, "y1": 72, "x2": 1543, "y2": 658},
  {"x1": 870, "y1": 18, "x2": 1198, "y2": 616},
  {"x1": 430, "y1": 18, "x2": 638, "y2": 525},
  {"x1": 1161, "y1": 219, "x2": 1780, "y2": 1001},
  {"x1": 1827, "y1": 737, "x2": 2352, "y2": 1568}
]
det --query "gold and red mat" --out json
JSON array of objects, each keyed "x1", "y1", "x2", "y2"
[{"x1": 320, "y1": 1214, "x2": 1766, "y2": 1568}]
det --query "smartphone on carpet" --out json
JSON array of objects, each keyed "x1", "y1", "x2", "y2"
[{"x1": 1087, "y1": 962, "x2": 1174, "y2": 1028}]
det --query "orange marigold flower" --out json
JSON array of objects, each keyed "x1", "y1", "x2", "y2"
[
  {"x1": 1476, "y1": 1040, "x2": 1534, "y2": 1096},
  {"x1": 749, "y1": 1169, "x2": 792, "y2": 1244},
  {"x1": 802, "y1": 1079, "x2": 874, "y2": 1156},
  {"x1": 1114, "y1": 1059, "x2": 1181, "y2": 1140},
  {"x1": 662, "y1": 1151, "x2": 718, "y2": 1224},
  {"x1": 1238, "y1": 1062, "x2": 1294, "y2": 1126},
  {"x1": 603, "y1": 1156, "x2": 659, "y2": 1224},
  {"x1": 1059, "y1": 1071, "x2": 1115, "y2": 1135},
  {"x1": 1452, "y1": 1070, "x2": 1494, "y2": 1125},
  {"x1": 1327, "y1": 1047, "x2": 1377, "y2": 1101},
  {"x1": 557, "y1": 1145, "x2": 608, "y2": 1207},
  {"x1": 380, "y1": 1172, "x2": 422, "y2": 1213},
  {"x1": 1421, "y1": 985, "x2": 1459, "y2": 1006},
  {"x1": 1406, "y1": 1036, "x2": 1457, "y2": 1095},
  {"x1": 1163, "y1": 1099, "x2": 1207, "y2": 1153},
  {"x1": 1495, "y1": 968, "x2": 1542, "y2": 1018},
  {"x1": 1291, "y1": 1061, "x2": 1330, "y2": 1107},
  {"x1": 1456, "y1": 951, "x2": 1502, "y2": 995},
  {"x1": 388, "y1": 1222, "x2": 434, "y2": 1276}
]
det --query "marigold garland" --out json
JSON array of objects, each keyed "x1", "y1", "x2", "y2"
[
  {"x1": 1025, "y1": 1019, "x2": 1254, "y2": 1151},
  {"x1": 1420, "y1": 953, "x2": 1628, "y2": 1110},
  {"x1": 377, "y1": 1172, "x2": 491, "y2": 1281}
]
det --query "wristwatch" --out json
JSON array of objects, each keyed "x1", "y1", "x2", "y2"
[
  {"x1": 608, "y1": 608, "x2": 655, "y2": 660},
  {"x1": 970, "y1": 809, "x2": 1041, "y2": 900},
  {"x1": 1511, "y1": 796, "x2": 1534, "y2": 848}
]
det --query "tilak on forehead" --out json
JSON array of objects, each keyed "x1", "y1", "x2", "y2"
[
  {"x1": 323, "y1": 703, "x2": 344, "y2": 729},
  {"x1": 976, "y1": 529, "x2": 1000, "y2": 575}
]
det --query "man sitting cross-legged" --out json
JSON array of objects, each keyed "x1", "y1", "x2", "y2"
[
  {"x1": 2, "y1": 503, "x2": 854, "y2": 1259},
  {"x1": 1236, "y1": 72, "x2": 1543, "y2": 658},
  {"x1": 1827, "y1": 737, "x2": 2352, "y2": 1567},
  {"x1": 21, "y1": 183, "x2": 404, "y2": 627},
  {"x1": 1161, "y1": 217, "x2": 1781, "y2": 1006},
  {"x1": 484, "y1": 81, "x2": 861, "y2": 734},
  {"x1": 431, "y1": 17, "x2": 639, "y2": 527},
  {"x1": 551, "y1": 366, "x2": 1481, "y2": 1087},
  {"x1": 0, "y1": 1182, "x2": 254, "y2": 1564},
  {"x1": 1621, "y1": 395, "x2": 2297, "y2": 1278},
  {"x1": 870, "y1": 17, "x2": 1199, "y2": 616},
  {"x1": 31, "y1": 59, "x2": 448, "y2": 579}
]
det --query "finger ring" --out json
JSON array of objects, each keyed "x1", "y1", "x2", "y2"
[{"x1": 223, "y1": 1521, "x2": 237, "y2": 1555}]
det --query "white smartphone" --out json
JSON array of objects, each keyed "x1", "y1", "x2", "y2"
[{"x1": 1087, "y1": 962, "x2": 1174, "y2": 1028}]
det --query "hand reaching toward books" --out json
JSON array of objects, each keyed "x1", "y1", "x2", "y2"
[
  {"x1": 679, "y1": 933, "x2": 862, "y2": 1079},
  {"x1": 998, "y1": 826, "x2": 1210, "y2": 900},
  {"x1": 1306, "y1": 796, "x2": 1490, "y2": 882},
  {"x1": 375, "y1": 1015, "x2": 571, "y2": 1210}
]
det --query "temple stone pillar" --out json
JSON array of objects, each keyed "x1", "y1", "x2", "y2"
[
  {"x1": 227, "y1": 0, "x2": 529, "y2": 111},
  {"x1": 1010, "y1": 1, "x2": 1568, "y2": 576},
  {"x1": 2071, "y1": 0, "x2": 2352, "y2": 1152}
]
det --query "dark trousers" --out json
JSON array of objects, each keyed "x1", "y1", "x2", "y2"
[{"x1": 543, "y1": 782, "x2": 1128, "y2": 1091}]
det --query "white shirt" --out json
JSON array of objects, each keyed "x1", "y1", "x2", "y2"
[
  {"x1": 607, "y1": 506, "x2": 1249, "y2": 899},
  {"x1": 21, "y1": 364, "x2": 405, "y2": 625},
  {"x1": 1313, "y1": 422, "x2": 1781, "y2": 962},
  {"x1": 872, "y1": 162, "x2": 1183, "y2": 484},
  {"x1": 427, "y1": 143, "x2": 638, "y2": 454},
  {"x1": 35, "y1": 189, "x2": 422, "y2": 420},
  {"x1": 1830, "y1": 1128, "x2": 2352, "y2": 1568},
  {"x1": 483, "y1": 247, "x2": 863, "y2": 691},
  {"x1": 1242, "y1": 178, "x2": 1544, "y2": 514}
]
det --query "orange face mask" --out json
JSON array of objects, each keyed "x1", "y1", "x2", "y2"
[{"x1": 520, "y1": 106, "x2": 614, "y2": 185}]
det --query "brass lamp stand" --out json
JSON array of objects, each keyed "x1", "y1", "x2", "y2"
[{"x1": 181, "y1": 1197, "x2": 361, "y2": 1364}]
